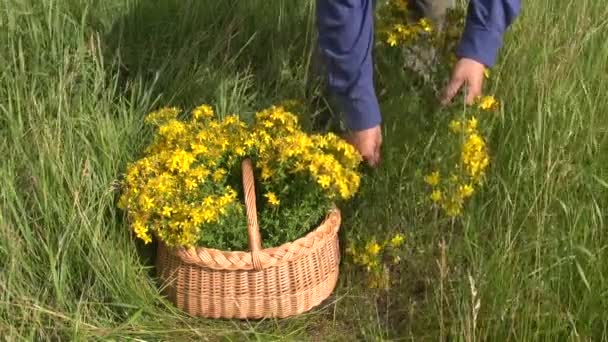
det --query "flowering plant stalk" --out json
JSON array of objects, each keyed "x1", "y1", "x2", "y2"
[
  {"x1": 118, "y1": 104, "x2": 362, "y2": 251},
  {"x1": 424, "y1": 95, "x2": 499, "y2": 217},
  {"x1": 346, "y1": 233, "x2": 407, "y2": 289},
  {"x1": 377, "y1": 0, "x2": 500, "y2": 217}
]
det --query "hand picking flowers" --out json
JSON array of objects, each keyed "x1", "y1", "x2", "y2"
[
  {"x1": 377, "y1": 0, "x2": 500, "y2": 218},
  {"x1": 376, "y1": 0, "x2": 474, "y2": 93},
  {"x1": 118, "y1": 104, "x2": 362, "y2": 251}
]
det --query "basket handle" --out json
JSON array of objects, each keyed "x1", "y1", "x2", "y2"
[{"x1": 241, "y1": 158, "x2": 264, "y2": 271}]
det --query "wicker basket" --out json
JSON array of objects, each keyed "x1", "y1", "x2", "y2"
[{"x1": 155, "y1": 158, "x2": 341, "y2": 319}]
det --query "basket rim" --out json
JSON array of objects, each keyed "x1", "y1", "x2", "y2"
[{"x1": 163, "y1": 206, "x2": 341, "y2": 271}]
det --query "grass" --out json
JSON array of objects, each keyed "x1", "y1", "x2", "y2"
[{"x1": 1, "y1": 0, "x2": 608, "y2": 340}]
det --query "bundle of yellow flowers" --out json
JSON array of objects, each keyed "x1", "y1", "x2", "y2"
[
  {"x1": 118, "y1": 104, "x2": 362, "y2": 250},
  {"x1": 376, "y1": 0, "x2": 467, "y2": 50},
  {"x1": 376, "y1": 0, "x2": 435, "y2": 48},
  {"x1": 346, "y1": 233, "x2": 406, "y2": 289},
  {"x1": 424, "y1": 95, "x2": 499, "y2": 217}
]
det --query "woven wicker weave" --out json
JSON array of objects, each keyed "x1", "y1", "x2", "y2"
[{"x1": 156, "y1": 158, "x2": 341, "y2": 319}]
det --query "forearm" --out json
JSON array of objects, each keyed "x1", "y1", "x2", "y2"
[
  {"x1": 456, "y1": 0, "x2": 521, "y2": 67},
  {"x1": 316, "y1": 0, "x2": 381, "y2": 131}
]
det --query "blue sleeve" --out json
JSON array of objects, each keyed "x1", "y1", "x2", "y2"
[
  {"x1": 456, "y1": 0, "x2": 521, "y2": 67},
  {"x1": 316, "y1": 0, "x2": 381, "y2": 131}
]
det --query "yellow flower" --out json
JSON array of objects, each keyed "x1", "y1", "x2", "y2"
[
  {"x1": 190, "y1": 167, "x2": 210, "y2": 182},
  {"x1": 444, "y1": 199, "x2": 463, "y2": 217},
  {"x1": 244, "y1": 138, "x2": 256, "y2": 148},
  {"x1": 264, "y1": 192, "x2": 280, "y2": 206},
  {"x1": 190, "y1": 209, "x2": 204, "y2": 225},
  {"x1": 192, "y1": 104, "x2": 214, "y2": 120},
  {"x1": 418, "y1": 18, "x2": 433, "y2": 32},
  {"x1": 430, "y1": 189, "x2": 443, "y2": 203},
  {"x1": 201, "y1": 208, "x2": 217, "y2": 223},
  {"x1": 317, "y1": 175, "x2": 332, "y2": 189},
  {"x1": 458, "y1": 184, "x2": 475, "y2": 198},
  {"x1": 461, "y1": 133, "x2": 489, "y2": 180},
  {"x1": 387, "y1": 33, "x2": 398, "y2": 47},
  {"x1": 133, "y1": 219, "x2": 152, "y2": 244},
  {"x1": 212, "y1": 168, "x2": 227, "y2": 182},
  {"x1": 261, "y1": 165, "x2": 273, "y2": 181},
  {"x1": 139, "y1": 195, "x2": 155, "y2": 210},
  {"x1": 478, "y1": 95, "x2": 499, "y2": 111},
  {"x1": 467, "y1": 116, "x2": 478, "y2": 132},
  {"x1": 158, "y1": 120, "x2": 187, "y2": 141},
  {"x1": 203, "y1": 196, "x2": 215, "y2": 207},
  {"x1": 365, "y1": 241, "x2": 382, "y2": 256},
  {"x1": 167, "y1": 150, "x2": 195, "y2": 173},
  {"x1": 234, "y1": 146, "x2": 246, "y2": 156},
  {"x1": 184, "y1": 178, "x2": 198, "y2": 190},
  {"x1": 483, "y1": 68, "x2": 491, "y2": 79},
  {"x1": 449, "y1": 120, "x2": 462, "y2": 133},
  {"x1": 222, "y1": 115, "x2": 239, "y2": 125},
  {"x1": 394, "y1": 24, "x2": 407, "y2": 33},
  {"x1": 424, "y1": 171, "x2": 440, "y2": 186},
  {"x1": 161, "y1": 206, "x2": 173, "y2": 217},
  {"x1": 145, "y1": 107, "x2": 180, "y2": 126},
  {"x1": 389, "y1": 234, "x2": 405, "y2": 247}
]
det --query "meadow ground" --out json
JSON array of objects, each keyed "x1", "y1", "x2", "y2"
[{"x1": 1, "y1": 0, "x2": 608, "y2": 340}]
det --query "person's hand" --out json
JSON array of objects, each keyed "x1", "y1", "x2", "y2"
[
  {"x1": 346, "y1": 125, "x2": 382, "y2": 168},
  {"x1": 441, "y1": 58, "x2": 486, "y2": 105}
]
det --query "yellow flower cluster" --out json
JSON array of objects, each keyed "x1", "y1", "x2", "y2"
[
  {"x1": 119, "y1": 105, "x2": 248, "y2": 246},
  {"x1": 252, "y1": 105, "x2": 362, "y2": 200},
  {"x1": 424, "y1": 96, "x2": 498, "y2": 217},
  {"x1": 346, "y1": 233, "x2": 406, "y2": 289},
  {"x1": 377, "y1": 0, "x2": 434, "y2": 47},
  {"x1": 119, "y1": 103, "x2": 362, "y2": 248}
]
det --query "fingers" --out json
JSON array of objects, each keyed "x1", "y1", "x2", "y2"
[
  {"x1": 464, "y1": 75, "x2": 483, "y2": 104},
  {"x1": 372, "y1": 139, "x2": 382, "y2": 167},
  {"x1": 361, "y1": 135, "x2": 382, "y2": 167},
  {"x1": 345, "y1": 126, "x2": 382, "y2": 168},
  {"x1": 441, "y1": 75, "x2": 465, "y2": 105},
  {"x1": 442, "y1": 58, "x2": 486, "y2": 105},
  {"x1": 370, "y1": 128, "x2": 382, "y2": 167}
]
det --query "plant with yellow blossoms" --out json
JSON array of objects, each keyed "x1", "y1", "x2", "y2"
[
  {"x1": 424, "y1": 95, "x2": 499, "y2": 217},
  {"x1": 118, "y1": 103, "x2": 362, "y2": 250},
  {"x1": 376, "y1": 0, "x2": 434, "y2": 48},
  {"x1": 345, "y1": 233, "x2": 407, "y2": 289},
  {"x1": 375, "y1": 0, "x2": 479, "y2": 95}
]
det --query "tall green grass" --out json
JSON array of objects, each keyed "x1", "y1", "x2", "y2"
[{"x1": 1, "y1": 0, "x2": 607, "y2": 340}]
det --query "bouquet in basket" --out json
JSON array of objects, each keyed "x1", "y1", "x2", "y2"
[{"x1": 118, "y1": 103, "x2": 363, "y2": 251}]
